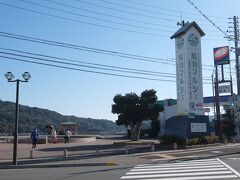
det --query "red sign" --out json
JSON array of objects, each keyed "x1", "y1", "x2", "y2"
[{"x1": 213, "y1": 46, "x2": 230, "y2": 65}]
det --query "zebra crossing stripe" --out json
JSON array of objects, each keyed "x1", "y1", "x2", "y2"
[
  {"x1": 131, "y1": 165, "x2": 224, "y2": 171},
  {"x1": 134, "y1": 162, "x2": 222, "y2": 169},
  {"x1": 127, "y1": 167, "x2": 228, "y2": 175},
  {"x1": 133, "y1": 175, "x2": 238, "y2": 180},
  {"x1": 121, "y1": 171, "x2": 232, "y2": 179},
  {"x1": 216, "y1": 158, "x2": 240, "y2": 178},
  {"x1": 121, "y1": 158, "x2": 239, "y2": 180},
  {"x1": 138, "y1": 158, "x2": 217, "y2": 165}
]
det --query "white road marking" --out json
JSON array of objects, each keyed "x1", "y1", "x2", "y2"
[
  {"x1": 121, "y1": 171, "x2": 232, "y2": 179},
  {"x1": 211, "y1": 151, "x2": 222, "y2": 154},
  {"x1": 138, "y1": 175, "x2": 237, "y2": 180},
  {"x1": 127, "y1": 167, "x2": 228, "y2": 174},
  {"x1": 228, "y1": 157, "x2": 240, "y2": 160},
  {"x1": 121, "y1": 158, "x2": 239, "y2": 180},
  {"x1": 131, "y1": 165, "x2": 225, "y2": 171},
  {"x1": 134, "y1": 162, "x2": 222, "y2": 168},
  {"x1": 217, "y1": 158, "x2": 240, "y2": 177}
]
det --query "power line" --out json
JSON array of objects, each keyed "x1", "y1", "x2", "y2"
[
  {"x1": 44, "y1": 0, "x2": 177, "y2": 29},
  {"x1": 99, "y1": 0, "x2": 228, "y2": 24},
  {"x1": 98, "y1": 0, "x2": 180, "y2": 18},
  {"x1": 0, "y1": 48, "x2": 214, "y2": 81},
  {"x1": 0, "y1": 31, "x2": 217, "y2": 70},
  {"x1": 74, "y1": 0, "x2": 177, "y2": 22},
  {"x1": 0, "y1": 2, "x2": 227, "y2": 40},
  {"x1": 0, "y1": 31, "x2": 175, "y2": 65},
  {"x1": 19, "y1": 0, "x2": 172, "y2": 33},
  {"x1": 0, "y1": 48, "x2": 176, "y2": 78},
  {"x1": 0, "y1": 2, "x2": 168, "y2": 37},
  {"x1": 0, "y1": 55, "x2": 177, "y2": 82},
  {"x1": 122, "y1": 0, "x2": 228, "y2": 20},
  {"x1": 0, "y1": 51, "x2": 175, "y2": 77},
  {"x1": 186, "y1": 0, "x2": 229, "y2": 39},
  {"x1": 0, "y1": 53, "x2": 213, "y2": 84},
  {"x1": 44, "y1": 0, "x2": 228, "y2": 35}
]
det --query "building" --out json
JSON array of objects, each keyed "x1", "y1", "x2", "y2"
[
  {"x1": 60, "y1": 121, "x2": 79, "y2": 135},
  {"x1": 158, "y1": 95, "x2": 240, "y2": 141}
]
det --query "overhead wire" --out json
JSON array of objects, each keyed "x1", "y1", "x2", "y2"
[
  {"x1": 44, "y1": 0, "x2": 177, "y2": 29},
  {"x1": 73, "y1": 0, "x2": 177, "y2": 22},
  {"x1": 0, "y1": 47, "x2": 215, "y2": 80},
  {"x1": 43, "y1": 0, "x2": 227, "y2": 35},
  {"x1": 19, "y1": 0, "x2": 172, "y2": 33},
  {"x1": 186, "y1": 0, "x2": 229, "y2": 39},
  {"x1": 0, "y1": 31, "x2": 217, "y2": 70},
  {"x1": 122, "y1": 0, "x2": 228, "y2": 20},
  {"x1": 0, "y1": 2, "x2": 228, "y2": 40},
  {"x1": 0, "y1": 55, "x2": 177, "y2": 82},
  {"x1": 0, "y1": 50, "x2": 213, "y2": 84},
  {"x1": 98, "y1": 0, "x2": 228, "y2": 24},
  {"x1": 0, "y1": 2, "x2": 168, "y2": 37},
  {"x1": 0, "y1": 31, "x2": 175, "y2": 65},
  {"x1": 0, "y1": 48, "x2": 176, "y2": 78}
]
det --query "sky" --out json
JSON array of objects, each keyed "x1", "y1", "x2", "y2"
[{"x1": 0, "y1": 0, "x2": 239, "y2": 121}]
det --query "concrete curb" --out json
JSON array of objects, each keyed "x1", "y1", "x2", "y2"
[
  {"x1": 0, "y1": 162, "x2": 117, "y2": 169},
  {"x1": 167, "y1": 151, "x2": 240, "y2": 163}
]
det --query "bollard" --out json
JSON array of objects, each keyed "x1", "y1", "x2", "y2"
[
  {"x1": 173, "y1": 143, "x2": 177, "y2": 150},
  {"x1": 224, "y1": 139, "x2": 228, "y2": 144},
  {"x1": 30, "y1": 150, "x2": 34, "y2": 159},
  {"x1": 125, "y1": 147, "x2": 129, "y2": 154},
  {"x1": 96, "y1": 148, "x2": 99, "y2": 156},
  {"x1": 185, "y1": 137, "x2": 189, "y2": 146},
  {"x1": 45, "y1": 136, "x2": 48, "y2": 144},
  {"x1": 151, "y1": 144, "x2": 155, "y2": 152},
  {"x1": 64, "y1": 149, "x2": 68, "y2": 158}
]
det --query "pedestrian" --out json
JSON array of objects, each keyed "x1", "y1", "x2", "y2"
[
  {"x1": 31, "y1": 129, "x2": 39, "y2": 149},
  {"x1": 64, "y1": 129, "x2": 71, "y2": 144},
  {"x1": 51, "y1": 129, "x2": 57, "y2": 144}
]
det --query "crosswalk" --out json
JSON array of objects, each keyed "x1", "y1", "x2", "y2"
[{"x1": 121, "y1": 158, "x2": 240, "y2": 180}]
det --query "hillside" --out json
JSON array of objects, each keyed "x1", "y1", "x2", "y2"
[{"x1": 0, "y1": 100, "x2": 125, "y2": 134}]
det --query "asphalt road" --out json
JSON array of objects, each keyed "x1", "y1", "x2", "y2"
[
  {"x1": 0, "y1": 165, "x2": 132, "y2": 180},
  {"x1": 1, "y1": 154, "x2": 240, "y2": 180}
]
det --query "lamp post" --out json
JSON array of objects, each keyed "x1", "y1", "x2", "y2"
[{"x1": 4, "y1": 72, "x2": 31, "y2": 165}]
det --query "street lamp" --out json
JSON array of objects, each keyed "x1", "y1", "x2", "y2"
[{"x1": 4, "y1": 72, "x2": 31, "y2": 165}]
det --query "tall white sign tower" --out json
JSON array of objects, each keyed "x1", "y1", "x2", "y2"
[{"x1": 171, "y1": 21, "x2": 205, "y2": 116}]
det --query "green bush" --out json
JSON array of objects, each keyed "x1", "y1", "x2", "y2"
[
  {"x1": 187, "y1": 137, "x2": 200, "y2": 146},
  {"x1": 160, "y1": 135, "x2": 185, "y2": 145},
  {"x1": 203, "y1": 135, "x2": 219, "y2": 144}
]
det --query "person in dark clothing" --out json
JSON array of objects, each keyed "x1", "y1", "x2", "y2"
[
  {"x1": 31, "y1": 129, "x2": 39, "y2": 149},
  {"x1": 64, "y1": 129, "x2": 71, "y2": 144}
]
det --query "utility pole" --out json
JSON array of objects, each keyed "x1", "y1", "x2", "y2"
[
  {"x1": 233, "y1": 16, "x2": 240, "y2": 95},
  {"x1": 214, "y1": 66, "x2": 221, "y2": 140}
]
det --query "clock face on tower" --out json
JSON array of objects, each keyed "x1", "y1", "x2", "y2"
[
  {"x1": 177, "y1": 37, "x2": 184, "y2": 49},
  {"x1": 188, "y1": 34, "x2": 199, "y2": 46}
]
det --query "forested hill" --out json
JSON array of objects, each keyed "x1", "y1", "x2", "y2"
[{"x1": 0, "y1": 100, "x2": 124, "y2": 134}]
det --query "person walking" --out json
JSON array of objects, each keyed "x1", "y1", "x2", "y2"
[
  {"x1": 64, "y1": 129, "x2": 71, "y2": 144},
  {"x1": 51, "y1": 129, "x2": 57, "y2": 144},
  {"x1": 31, "y1": 129, "x2": 39, "y2": 149}
]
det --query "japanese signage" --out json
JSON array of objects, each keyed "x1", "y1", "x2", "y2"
[
  {"x1": 191, "y1": 123, "x2": 206, "y2": 132},
  {"x1": 175, "y1": 26, "x2": 204, "y2": 115},
  {"x1": 218, "y1": 85, "x2": 231, "y2": 94},
  {"x1": 213, "y1": 46, "x2": 230, "y2": 65}
]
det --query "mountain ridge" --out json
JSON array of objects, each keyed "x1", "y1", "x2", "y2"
[{"x1": 0, "y1": 99, "x2": 124, "y2": 134}]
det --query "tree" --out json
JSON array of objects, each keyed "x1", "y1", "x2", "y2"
[
  {"x1": 222, "y1": 108, "x2": 236, "y2": 141},
  {"x1": 150, "y1": 119, "x2": 160, "y2": 137},
  {"x1": 112, "y1": 89, "x2": 164, "y2": 141}
]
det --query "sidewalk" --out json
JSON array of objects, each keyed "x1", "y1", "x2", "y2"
[
  {"x1": 0, "y1": 138, "x2": 158, "y2": 168},
  {"x1": 1, "y1": 139, "x2": 240, "y2": 169}
]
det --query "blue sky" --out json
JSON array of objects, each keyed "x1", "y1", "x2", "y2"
[{"x1": 0, "y1": 0, "x2": 239, "y2": 121}]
